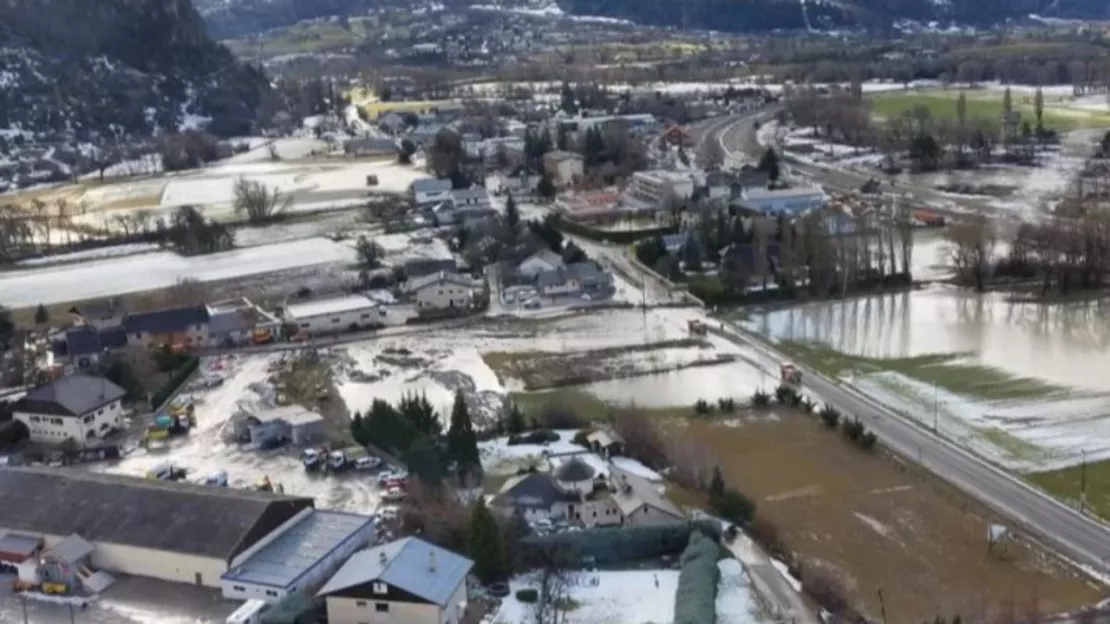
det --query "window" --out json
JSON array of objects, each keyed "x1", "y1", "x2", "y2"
[
  {"x1": 265, "y1": 590, "x2": 278, "y2": 597},
  {"x1": 332, "y1": 318, "x2": 340, "y2": 324},
  {"x1": 355, "y1": 600, "x2": 367, "y2": 607},
  {"x1": 373, "y1": 582, "x2": 387, "y2": 595},
  {"x1": 375, "y1": 603, "x2": 389, "y2": 613},
  {"x1": 233, "y1": 585, "x2": 245, "y2": 592},
  {"x1": 300, "y1": 323, "x2": 310, "y2": 328}
]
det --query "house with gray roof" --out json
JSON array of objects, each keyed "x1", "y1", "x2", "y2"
[
  {"x1": 534, "y1": 261, "x2": 613, "y2": 297},
  {"x1": 13, "y1": 374, "x2": 126, "y2": 447},
  {"x1": 411, "y1": 178, "x2": 453, "y2": 207},
  {"x1": 0, "y1": 467, "x2": 314, "y2": 588},
  {"x1": 317, "y1": 536, "x2": 473, "y2": 624},
  {"x1": 609, "y1": 464, "x2": 684, "y2": 527}
]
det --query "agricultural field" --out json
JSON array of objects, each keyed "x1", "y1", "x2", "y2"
[
  {"x1": 867, "y1": 89, "x2": 1110, "y2": 131},
  {"x1": 671, "y1": 407, "x2": 1104, "y2": 623}
]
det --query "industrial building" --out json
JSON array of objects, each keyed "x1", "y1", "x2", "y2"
[
  {"x1": 317, "y1": 537, "x2": 473, "y2": 624},
  {"x1": 231, "y1": 404, "x2": 326, "y2": 448},
  {"x1": 283, "y1": 295, "x2": 385, "y2": 336},
  {"x1": 0, "y1": 467, "x2": 314, "y2": 588},
  {"x1": 739, "y1": 186, "x2": 826, "y2": 216},
  {"x1": 221, "y1": 509, "x2": 375, "y2": 603}
]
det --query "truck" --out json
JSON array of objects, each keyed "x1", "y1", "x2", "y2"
[
  {"x1": 780, "y1": 362, "x2": 802, "y2": 385},
  {"x1": 329, "y1": 446, "x2": 368, "y2": 471},
  {"x1": 301, "y1": 447, "x2": 326, "y2": 471}
]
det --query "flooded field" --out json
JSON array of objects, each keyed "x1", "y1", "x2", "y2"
[{"x1": 741, "y1": 286, "x2": 1110, "y2": 471}]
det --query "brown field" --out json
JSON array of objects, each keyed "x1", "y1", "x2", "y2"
[{"x1": 675, "y1": 410, "x2": 1105, "y2": 623}]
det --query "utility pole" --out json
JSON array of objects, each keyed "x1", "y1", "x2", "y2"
[
  {"x1": 1081, "y1": 448, "x2": 1088, "y2": 514},
  {"x1": 933, "y1": 383, "x2": 939, "y2": 433},
  {"x1": 877, "y1": 588, "x2": 889, "y2": 624}
]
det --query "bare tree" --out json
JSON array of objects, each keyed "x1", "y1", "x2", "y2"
[
  {"x1": 946, "y1": 212, "x2": 996, "y2": 292},
  {"x1": 233, "y1": 177, "x2": 291, "y2": 224},
  {"x1": 160, "y1": 278, "x2": 209, "y2": 308}
]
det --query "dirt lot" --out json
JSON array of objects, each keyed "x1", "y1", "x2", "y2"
[
  {"x1": 675, "y1": 409, "x2": 1105, "y2": 622},
  {"x1": 483, "y1": 338, "x2": 733, "y2": 390}
]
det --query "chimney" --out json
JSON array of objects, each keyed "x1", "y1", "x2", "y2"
[
  {"x1": 379, "y1": 551, "x2": 387, "y2": 566},
  {"x1": 428, "y1": 550, "x2": 436, "y2": 572}
]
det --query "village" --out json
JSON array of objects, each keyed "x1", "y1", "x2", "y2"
[{"x1": 6, "y1": 62, "x2": 1110, "y2": 624}]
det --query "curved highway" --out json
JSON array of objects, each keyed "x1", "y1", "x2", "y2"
[{"x1": 676, "y1": 113, "x2": 1110, "y2": 577}]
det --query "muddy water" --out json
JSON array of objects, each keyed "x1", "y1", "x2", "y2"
[{"x1": 744, "y1": 285, "x2": 1110, "y2": 392}]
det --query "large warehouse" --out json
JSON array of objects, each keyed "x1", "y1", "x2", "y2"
[
  {"x1": 0, "y1": 467, "x2": 315, "y2": 588},
  {"x1": 282, "y1": 295, "x2": 385, "y2": 336}
]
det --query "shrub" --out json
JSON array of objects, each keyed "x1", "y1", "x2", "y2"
[
  {"x1": 506, "y1": 429, "x2": 561, "y2": 446},
  {"x1": 693, "y1": 399, "x2": 712, "y2": 415},
  {"x1": 802, "y1": 565, "x2": 851, "y2": 616},
  {"x1": 818, "y1": 405, "x2": 841, "y2": 428},
  {"x1": 717, "y1": 397, "x2": 737, "y2": 413},
  {"x1": 841, "y1": 418, "x2": 865, "y2": 442},
  {"x1": 751, "y1": 390, "x2": 771, "y2": 408},
  {"x1": 149, "y1": 356, "x2": 200, "y2": 409},
  {"x1": 515, "y1": 588, "x2": 539, "y2": 603},
  {"x1": 859, "y1": 430, "x2": 878, "y2": 451},
  {"x1": 774, "y1": 384, "x2": 799, "y2": 405},
  {"x1": 801, "y1": 397, "x2": 816, "y2": 413},
  {"x1": 749, "y1": 517, "x2": 788, "y2": 562}
]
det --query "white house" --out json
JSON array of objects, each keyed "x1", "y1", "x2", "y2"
[
  {"x1": 407, "y1": 272, "x2": 475, "y2": 312},
  {"x1": 282, "y1": 295, "x2": 385, "y2": 336},
  {"x1": 411, "y1": 178, "x2": 453, "y2": 207},
  {"x1": 740, "y1": 186, "x2": 826, "y2": 216},
  {"x1": 317, "y1": 537, "x2": 474, "y2": 624},
  {"x1": 517, "y1": 249, "x2": 564, "y2": 278},
  {"x1": 543, "y1": 151, "x2": 584, "y2": 188},
  {"x1": 625, "y1": 170, "x2": 695, "y2": 207},
  {"x1": 13, "y1": 374, "x2": 126, "y2": 447},
  {"x1": 491, "y1": 458, "x2": 622, "y2": 527}
]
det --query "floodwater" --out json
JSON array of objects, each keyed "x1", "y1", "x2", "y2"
[
  {"x1": 744, "y1": 285, "x2": 1110, "y2": 393},
  {"x1": 583, "y1": 359, "x2": 769, "y2": 407}
]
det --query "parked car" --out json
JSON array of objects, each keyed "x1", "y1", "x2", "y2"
[{"x1": 383, "y1": 486, "x2": 406, "y2": 502}]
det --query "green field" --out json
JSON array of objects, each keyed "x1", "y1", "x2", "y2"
[
  {"x1": 867, "y1": 90, "x2": 1110, "y2": 131},
  {"x1": 1028, "y1": 460, "x2": 1110, "y2": 521}
]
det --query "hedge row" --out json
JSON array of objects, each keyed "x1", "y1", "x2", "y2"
[
  {"x1": 149, "y1": 356, "x2": 200, "y2": 409},
  {"x1": 673, "y1": 530, "x2": 722, "y2": 624},
  {"x1": 553, "y1": 214, "x2": 677, "y2": 245}
]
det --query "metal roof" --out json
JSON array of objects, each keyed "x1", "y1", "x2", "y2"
[
  {"x1": 0, "y1": 532, "x2": 41, "y2": 560},
  {"x1": 610, "y1": 464, "x2": 683, "y2": 521},
  {"x1": 317, "y1": 537, "x2": 473, "y2": 606},
  {"x1": 253, "y1": 405, "x2": 325, "y2": 427},
  {"x1": 0, "y1": 467, "x2": 313, "y2": 561},
  {"x1": 283, "y1": 295, "x2": 378, "y2": 320},
  {"x1": 49, "y1": 533, "x2": 94, "y2": 563},
  {"x1": 222, "y1": 510, "x2": 374, "y2": 589},
  {"x1": 16, "y1": 374, "x2": 125, "y2": 417},
  {"x1": 493, "y1": 473, "x2": 578, "y2": 511},
  {"x1": 123, "y1": 305, "x2": 209, "y2": 334}
]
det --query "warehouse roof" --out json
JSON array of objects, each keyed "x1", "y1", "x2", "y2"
[
  {"x1": 318, "y1": 537, "x2": 472, "y2": 606},
  {"x1": 283, "y1": 295, "x2": 378, "y2": 320},
  {"x1": 222, "y1": 510, "x2": 373, "y2": 589},
  {"x1": 0, "y1": 467, "x2": 314, "y2": 561}
]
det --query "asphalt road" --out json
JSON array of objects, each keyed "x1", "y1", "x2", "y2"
[{"x1": 672, "y1": 113, "x2": 1110, "y2": 575}]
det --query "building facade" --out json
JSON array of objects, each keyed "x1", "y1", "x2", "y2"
[
  {"x1": 740, "y1": 187, "x2": 826, "y2": 216},
  {"x1": 409, "y1": 272, "x2": 475, "y2": 311},
  {"x1": 625, "y1": 170, "x2": 694, "y2": 207},
  {"x1": 13, "y1": 375, "x2": 126, "y2": 447},
  {"x1": 283, "y1": 296, "x2": 385, "y2": 336}
]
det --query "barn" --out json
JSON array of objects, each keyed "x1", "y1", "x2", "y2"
[{"x1": 0, "y1": 467, "x2": 314, "y2": 588}]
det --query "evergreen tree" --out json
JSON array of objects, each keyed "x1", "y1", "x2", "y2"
[
  {"x1": 681, "y1": 239, "x2": 702, "y2": 272},
  {"x1": 709, "y1": 466, "x2": 725, "y2": 498},
  {"x1": 583, "y1": 126, "x2": 606, "y2": 167},
  {"x1": 504, "y1": 192, "x2": 520, "y2": 230},
  {"x1": 447, "y1": 390, "x2": 481, "y2": 472},
  {"x1": 506, "y1": 402, "x2": 527, "y2": 434},
  {"x1": 1034, "y1": 86, "x2": 1045, "y2": 134},
  {"x1": 556, "y1": 124, "x2": 570, "y2": 151},
  {"x1": 536, "y1": 173, "x2": 556, "y2": 199},
  {"x1": 559, "y1": 81, "x2": 577, "y2": 115},
  {"x1": 757, "y1": 147, "x2": 780, "y2": 182},
  {"x1": 33, "y1": 304, "x2": 48, "y2": 325},
  {"x1": 468, "y1": 499, "x2": 508, "y2": 584},
  {"x1": 0, "y1": 306, "x2": 13, "y2": 351},
  {"x1": 400, "y1": 392, "x2": 440, "y2": 438}
]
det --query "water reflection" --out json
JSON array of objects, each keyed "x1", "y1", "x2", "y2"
[{"x1": 744, "y1": 286, "x2": 1110, "y2": 392}]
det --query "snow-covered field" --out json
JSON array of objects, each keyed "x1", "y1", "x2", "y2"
[
  {"x1": 487, "y1": 566, "x2": 765, "y2": 624},
  {"x1": 0, "y1": 237, "x2": 357, "y2": 307},
  {"x1": 15, "y1": 242, "x2": 161, "y2": 267},
  {"x1": 479, "y1": 428, "x2": 584, "y2": 475},
  {"x1": 90, "y1": 354, "x2": 381, "y2": 512}
]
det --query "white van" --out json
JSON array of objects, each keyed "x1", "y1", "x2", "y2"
[{"x1": 226, "y1": 599, "x2": 269, "y2": 624}]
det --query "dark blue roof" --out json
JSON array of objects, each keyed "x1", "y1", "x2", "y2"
[
  {"x1": 124, "y1": 306, "x2": 209, "y2": 334},
  {"x1": 65, "y1": 326, "x2": 102, "y2": 357},
  {"x1": 100, "y1": 327, "x2": 128, "y2": 349}
]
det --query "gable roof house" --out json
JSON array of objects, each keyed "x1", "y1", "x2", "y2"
[
  {"x1": 534, "y1": 262, "x2": 612, "y2": 297},
  {"x1": 609, "y1": 464, "x2": 684, "y2": 527},
  {"x1": 518, "y1": 249, "x2": 564, "y2": 278},
  {"x1": 122, "y1": 305, "x2": 210, "y2": 349},
  {"x1": 317, "y1": 537, "x2": 473, "y2": 624},
  {"x1": 50, "y1": 324, "x2": 127, "y2": 370},
  {"x1": 13, "y1": 374, "x2": 127, "y2": 447},
  {"x1": 412, "y1": 178, "x2": 453, "y2": 208}
]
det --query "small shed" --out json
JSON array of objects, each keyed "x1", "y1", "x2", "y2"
[
  {"x1": 587, "y1": 429, "x2": 625, "y2": 457},
  {"x1": 0, "y1": 531, "x2": 41, "y2": 565},
  {"x1": 235, "y1": 405, "x2": 326, "y2": 448}
]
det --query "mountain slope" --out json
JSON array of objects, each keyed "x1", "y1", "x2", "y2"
[{"x1": 0, "y1": 0, "x2": 270, "y2": 139}]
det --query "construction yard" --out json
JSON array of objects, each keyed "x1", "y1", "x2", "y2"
[{"x1": 672, "y1": 407, "x2": 1105, "y2": 623}]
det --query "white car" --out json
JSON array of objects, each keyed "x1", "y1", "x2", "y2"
[
  {"x1": 383, "y1": 487, "x2": 406, "y2": 502},
  {"x1": 355, "y1": 456, "x2": 383, "y2": 471}
]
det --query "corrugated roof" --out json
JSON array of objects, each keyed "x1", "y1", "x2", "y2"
[
  {"x1": 0, "y1": 467, "x2": 313, "y2": 560},
  {"x1": 15, "y1": 374, "x2": 125, "y2": 417},
  {"x1": 284, "y1": 295, "x2": 378, "y2": 321},
  {"x1": 222, "y1": 510, "x2": 373, "y2": 589},
  {"x1": 317, "y1": 537, "x2": 472, "y2": 606}
]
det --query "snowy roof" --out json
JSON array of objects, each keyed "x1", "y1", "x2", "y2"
[
  {"x1": 317, "y1": 537, "x2": 472, "y2": 606},
  {"x1": 253, "y1": 405, "x2": 324, "y2": 427},
  {"x1": 493, "y1": 473, "x2": 579, "y2": 511},
  {"x1": 283, "y1": 295, "x2": 378, "y2": 320},
  {"x1": 610, "y1": 464, "x2": 683, "y2": 521},
  {"x1": 222, "y1": 510, "x2": 374, "y2": 590},
  {"x1": 48, "y1": 533, "x2": 94, "y2": 564},
  {"x1": 586, "y1": 429, "x2": 624, "y2": 448},
  {"x1": 412, "y1": 178, "x2": 452, "y2": 194},
  {"x1": 406, "y1": 271, "x2": 474, "y2": 293}
]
